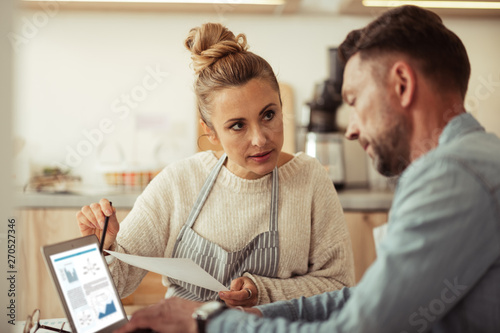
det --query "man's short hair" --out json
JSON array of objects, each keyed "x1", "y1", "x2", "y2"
[{"x1": 338, "y1": 5, "x2": 470, "y2": 97}]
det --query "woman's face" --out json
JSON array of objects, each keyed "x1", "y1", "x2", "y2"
[{"x1": 208, "y1": 78, "x2": 284, "y2": 180}]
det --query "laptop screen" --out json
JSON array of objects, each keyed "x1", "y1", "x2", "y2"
[{"x1": 47, "y1": 240, "x2": 127, "y2": 333}]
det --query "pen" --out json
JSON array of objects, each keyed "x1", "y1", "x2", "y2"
[{"x1": 100, "y1": 201, "x2": 112, "y2": 254}]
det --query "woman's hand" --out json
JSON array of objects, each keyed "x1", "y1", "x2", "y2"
[
  {"x1": 76, "y1": 198, "x2": 119, "y2": 251},
  {"x1": 219, "y1": 276, "x2": 258, "y2": 307}
]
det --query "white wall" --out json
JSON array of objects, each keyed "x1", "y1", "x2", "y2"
[
  {"x1": 12, "y1": 7, "x2": 500, "y2": 187},
  {"x1": 448, "y1": 18, "x2": 500, "y2": 135}
]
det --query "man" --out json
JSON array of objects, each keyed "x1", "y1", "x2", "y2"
[{"x1": 116, "y1": 5, "x2": 500, "y2": 333}]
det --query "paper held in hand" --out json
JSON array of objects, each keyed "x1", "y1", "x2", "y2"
[{"x1": 105, "y1": 250, "x2": 229, "y2": 292}]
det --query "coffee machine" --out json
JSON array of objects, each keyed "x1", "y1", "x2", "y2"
[{"x1": 298, "y1": 47, "x2": 346, "y2": 189}]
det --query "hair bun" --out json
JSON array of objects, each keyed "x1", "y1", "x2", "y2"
[{"x1": 185, "y1": 23, "x2": 248, "y2": 74}]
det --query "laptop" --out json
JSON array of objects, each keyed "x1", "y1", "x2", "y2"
[{"x1": 41, "y1": 235, "x2": 150, "y2": 333}]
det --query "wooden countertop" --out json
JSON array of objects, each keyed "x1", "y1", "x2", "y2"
[{"x1": 16, "y1": 187, "x2": 394, "y2": 211}]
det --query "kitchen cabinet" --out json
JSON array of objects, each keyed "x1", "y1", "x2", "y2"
[
  {"x1": 17, "y1": 207, "x2": 166, "y2": 319},
  {"x1": 344, "y1": 211, "x2": 388, "y2": 284}
]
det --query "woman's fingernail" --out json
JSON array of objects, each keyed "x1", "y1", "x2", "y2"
[
  {"x1": 220, "y1": 292, "x2": 226, "y2": 297},
  {"x1": 106, "y1": 210, "x2": 112, "y2": 215}
]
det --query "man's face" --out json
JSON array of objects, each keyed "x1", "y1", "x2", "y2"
[{"x1": 342, "y1": 53, "x2": 411, "y2": 177}]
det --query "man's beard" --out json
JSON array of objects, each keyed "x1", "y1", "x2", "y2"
[{"x1": 371, "y1": 113, "x2": 411, "y2": 177}]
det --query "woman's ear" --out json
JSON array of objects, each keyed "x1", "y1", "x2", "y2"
[
  {"x1": 200, "y1": 119, "x2": 220, "y2": 145},
  {"x1": 390, "y1": 61, "x2": 416, "y2": 109}
]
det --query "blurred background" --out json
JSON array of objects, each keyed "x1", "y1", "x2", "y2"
[{"x1": 11, "y1": 0, "x2": 500, "y2": 193}]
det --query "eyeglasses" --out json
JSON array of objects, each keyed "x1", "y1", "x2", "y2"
[{"x1": 23, "y1": 309, "x2": 71, "y2": 333}]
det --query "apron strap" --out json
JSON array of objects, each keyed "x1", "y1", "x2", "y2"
[
  {"x1": 184, "y1": 153, "x2": 227, "y2": 229},
  {"x1": 269, "y1": 167, "x2": 279, "y2": 232},
  {"x1": 183, "y1": 153, "x2": 279, "y2": 231}
]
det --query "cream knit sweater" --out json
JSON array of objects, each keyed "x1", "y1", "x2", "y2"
[{"x1": 109, "y1": 151, "x2": 354, "y2": 305}]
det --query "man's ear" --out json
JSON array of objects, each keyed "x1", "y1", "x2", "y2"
[
  {"x1": 200, "y1": 119, "x2": 220, "y2": 145},
  {"x1": 390, "y1": 61, "x2": 416, "y2": 108}
]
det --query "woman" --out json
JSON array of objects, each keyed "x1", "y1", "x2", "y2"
[{"x1": 77, "y1": 23, "x2": 354, "y2": 307}]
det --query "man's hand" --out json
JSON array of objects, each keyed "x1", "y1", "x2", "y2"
[
  {"x1": 114, "y1": 298, "x2": 202, "y2": 333},
  {"x1": 219, "y1": 276, "x2": 258, "y2": 307}
]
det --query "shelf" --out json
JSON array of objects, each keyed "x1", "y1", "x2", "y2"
[
  {"x1": 339, "y1": 0, "x2": 500, "y2": 17},
  {"x1": 20, "y1": 0, "x2": 301, "y2": 14}
]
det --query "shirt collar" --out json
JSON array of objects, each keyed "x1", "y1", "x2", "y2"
[
  {"x1": 397, "y1": 112, "x2": 484, "y2": 185},
  {"x1": 438, "y1": 112, "x2": 485, "y2": 146}
]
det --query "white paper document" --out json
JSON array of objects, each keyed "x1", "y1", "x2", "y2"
[{"x1": 105, "y1": 251, "x2": 229, "y2": 292}]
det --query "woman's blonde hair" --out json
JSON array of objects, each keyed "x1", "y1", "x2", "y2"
[{"x1": 185, "y1": 23, "x2": 281, "y2": 131}]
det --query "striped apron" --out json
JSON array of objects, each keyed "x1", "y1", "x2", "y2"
[{"x1": 167, "y1": 153, "x2": 280, "y2": 301}]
